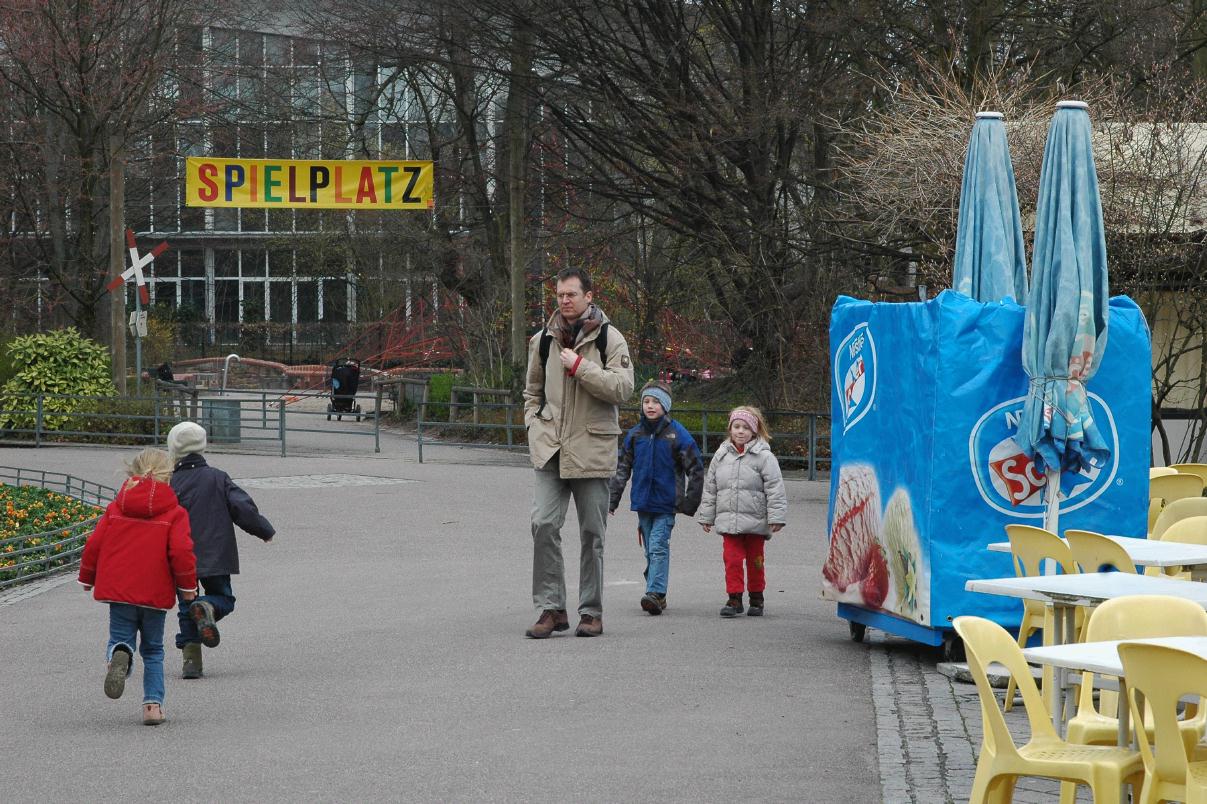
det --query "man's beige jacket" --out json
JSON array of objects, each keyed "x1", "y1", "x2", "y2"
[{"x1": 523, "y1": 307, "x2": 635, "y2": 478}]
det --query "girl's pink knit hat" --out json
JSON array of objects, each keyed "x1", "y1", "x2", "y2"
[{"x1": 729, "y1": 409, "x2": 758, "y2": 432}]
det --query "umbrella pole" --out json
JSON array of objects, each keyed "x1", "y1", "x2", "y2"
[{"x1": 1044, "y1": 473, "x2": 1060, "y2": 535}]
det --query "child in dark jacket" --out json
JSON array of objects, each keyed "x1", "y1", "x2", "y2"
[
  {"x1": 608, "y1": 380, "x2": 704, "y2": 614},
  {"x1": 167, "y1": 421, "x2": 275, "y2": 679},
  {"x1": 79, "y1": 448, "x2": 197, "y2": 725}
]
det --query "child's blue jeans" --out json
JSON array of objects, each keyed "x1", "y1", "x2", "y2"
[
  {"x1": 107, "y1": 603, "x2": 167, "y2": 705},
  {"x1": 637, "y1": 512, "x2": 676, "y2": 595},
  {"x1": 175, "y1": 575, "x2": 236, "y2": 648}
]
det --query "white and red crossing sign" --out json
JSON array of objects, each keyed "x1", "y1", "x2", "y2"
[{"x1": 106, "y1": 229, "x2": 168, "y2": 305}]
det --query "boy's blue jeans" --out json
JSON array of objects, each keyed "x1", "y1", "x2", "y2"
[
  {"x1": 637, "y1": 512, "x2": 676, "y2": 595},
  {"x1": 107, "y1": 603, "x2": 167, "y2": 705},
  {"x1": 175, "y1": 575, "x2": 236, "y2": 649}
]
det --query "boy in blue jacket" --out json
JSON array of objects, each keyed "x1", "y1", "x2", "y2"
[
  {"x1": 608, "y1": 380, "x2": 704, "y2": 614},
  {"x1": 166, "y1": 421, "x2": 276, "y2": 679}
]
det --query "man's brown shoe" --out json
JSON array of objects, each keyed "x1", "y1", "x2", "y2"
[
  {"x1": 575, "y1": 614, "x2": 603, "y2": 637},
  {"x1": 526, "y1": 609, "x2": 568, "y2": 639}
]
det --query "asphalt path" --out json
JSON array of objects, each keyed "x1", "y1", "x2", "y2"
[{"x1": 0, "y1": 439, "x2": 877, "y2": 802}]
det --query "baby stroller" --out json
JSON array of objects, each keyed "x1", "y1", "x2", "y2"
[{"x1": 326, "y1": 358, "x2": 362, "y2": 421}]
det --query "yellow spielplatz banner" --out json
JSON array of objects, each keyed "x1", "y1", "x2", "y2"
[{"x1": 185, "y1": 157, "x2": 434, "y2": 209}]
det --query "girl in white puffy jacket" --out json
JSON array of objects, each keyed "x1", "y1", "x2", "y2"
[{"x1": 697, "y1": 406, "x2": 788, "y2": 617}]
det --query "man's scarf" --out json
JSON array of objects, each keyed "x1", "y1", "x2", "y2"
[{"x1": 550, "y1": 304, "x2": 602, "y2": 349}]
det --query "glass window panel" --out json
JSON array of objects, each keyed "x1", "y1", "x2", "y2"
[
  {"x1": 211, "y1": 28, "x2": 237, "y2": 64},
  {"x1": 238, "y1": 125, "x2": 265, "y2": 158},
  {"x1": 265, "y1": 34, "x2": 289, "y2": 66},
  {"x1": 269, "y1": 280, "x2": 292, "y2": 322},
  {"x1": 323, "y1": 279, "x2": 347, "y2": 322},
  {"x1": 267, "y1": 250, "x2": 292, "y2": 278},
  {"x1": 296, "y1": 281, "x2": 317, "y2": 322},
  {"x1": 295, "y1": 209, "x2": 322, "y2": 232},
  {"x1": 240, "y1": 281, "x2": 264, "y2": 321},
  {"x1": 241, "y1": 208, "x2": 267, "y2": 233},
  {"x1": 268, "y1": 207, "x2": 293, "y2": 232},
  {"x1": 295, "y1": 39, "x2": 319, "y2": 66},
  {"x1": 294, "y1": 70, "x2": 321, "y2": 118},
  {"x1": 214, "y1": 280, "x2": 239, "y2": 322},
  {"x1": 180, "y1": 279, "x2": 206, "y2": 319},
  {"x1": 214, "y1": 249, "x2": 238, "y2": 278},
  {"x1": 179, "y1": 249, "x2": 204, "y2": 278},
  {"x1": 266, "y1": 126, "x2": 291, "y2": 159},
  {"x1": 128, "y1": 180, "x2": 152, "y2": 232},
  {"x1": 214, "y1": 206, "x2": 237, "y2": 230},
  {"x1": 237, "y1": 32, "x2": 263, "y2": 66},
  {"x1": 241, "y1": 250, "x2": 266, "y2": 278},
  {"x1": 238, "y1": 68, "x2": 264, "y2": 108},
  {"x1": 293, "y1": 121, "x2": 321, "y2": 158}
]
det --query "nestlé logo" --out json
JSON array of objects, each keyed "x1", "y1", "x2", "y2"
[
  {"x1": 968, "y1": 393, "x2": 1118, "y2": 518},
  {"x1": 833, "y1": 323, "x2": 877, "y2": 434}
]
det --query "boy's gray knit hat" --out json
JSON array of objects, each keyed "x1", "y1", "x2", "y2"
[
  {"x1": 640, "y1": 380, "x2": 672, "y2": 414},
  {"x1": 167, "y1": 421, "x2": 207, "y2": 464}
]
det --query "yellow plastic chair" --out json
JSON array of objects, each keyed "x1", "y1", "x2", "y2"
[
  {"x1": 1065, "y1": 530, "x2": 1138, "y2": 575},
  {"x1": 1118, "y1": 642, "x2": 1207, "y2": 804},
  {"x1": 1061, "y1": 596, "x2": 1207, "y2": 802},
  {"x1": 1003, "y1": 524, "x2": 1079, "y2": 712},
  {"x1": 1172, "y1": 463, "x2": 1207, "y2": 488},
  {"x1": 1150, "y1": 516, "x2": 1207, "y2": 580},
  {"x1": 1151, "y1": 466, "x2": 1179, "y2": 479},
  {"x1": 1152, "y1": 498, "x2": 1207, "y2": 541},
  {"x1": 954, "y1": 616, "x2": 1144, "y2": 804},
  {"x1": 1151, "y1": 474, "x2": 1205, "y2": 533}
]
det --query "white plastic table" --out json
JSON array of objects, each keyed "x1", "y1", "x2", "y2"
[
  {"x1": 987, "y1": 535, "x2": 1207, "y2": 579},
  {"x1": 965, "y1": 573, "x2": 1207, "y2": 728},
  {"x1": 1023, "y1": 636, "x2": 1207, "y2": 745}
]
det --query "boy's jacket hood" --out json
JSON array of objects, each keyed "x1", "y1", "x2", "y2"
[{"x1": 115, "y1": 476, "x2": 179, "y2": 519}]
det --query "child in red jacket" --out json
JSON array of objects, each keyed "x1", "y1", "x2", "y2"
[{"x1": 79, "y1": 449, "x2": 197, "y2": 725}]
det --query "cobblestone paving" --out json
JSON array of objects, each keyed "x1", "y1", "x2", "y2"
[
  {"x1": 0, "y1": 573, "x2": 77, "y2": 608},
  {"x1": 872, "y1": 632, "x2": 1096, "y2": 803}
]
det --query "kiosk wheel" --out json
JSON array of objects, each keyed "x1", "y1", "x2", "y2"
[
  {"x1": 848, "y1": 621, "x2": 866, "y2": 643},
  {"x1": 942, "y1": 634, "x2": 965, "y2": 663}
]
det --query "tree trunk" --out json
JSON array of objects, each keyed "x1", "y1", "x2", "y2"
[
  {"x1": 109, "y1": 135, "x2": 127, "y2": 394},
  {"x1": 507, "y1": 22, "x2": 533, "y2": 388}
]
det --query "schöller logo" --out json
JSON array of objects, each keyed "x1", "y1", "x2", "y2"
[
  {"x1": 834, "y1": 323, "x2": 877, "y2": 434},
  {"x1": 968, "y1": 393, "x2": 1118, "y2": 518}
]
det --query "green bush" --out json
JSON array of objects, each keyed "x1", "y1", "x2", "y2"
[
  {"x1": 424, "y1": 373, "x2": 455, "y2": 421},
  {"x1": 0, "y1": 329, "x2": 118, "y2": 431}
]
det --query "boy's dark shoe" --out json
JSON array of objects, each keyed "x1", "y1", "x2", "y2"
[
  {"x1": 640, "y1": 593, "x2": 664, "y2": 615},
  {"x1": 104, "y1": 647, "x2": 131, "y2": 699},
  {"x1": 181, "y1": 643, "x2": 203, "y2": 679},
  {"x1": 575, "y1": 614, "x2": 603, "y2": 637},
  {"x1": 189, "y1": 600, "x2": 220, "y2": 648},
  {"x1": 526, "y1": 609, "x2": 568, "y2": 639},
  {"x1": 657, "y1": 594, "x2": 667, "y2": 610},
  {"x1": 719, "y1": 595, "x2": 744, "y2": 618},
  {"x1": 748, "y1": 593, "x2": 765, "y2": 617}
]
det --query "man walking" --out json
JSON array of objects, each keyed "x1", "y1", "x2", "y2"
[{"x1": 523, "y1": 267, "x2": 635, "y2": 638}]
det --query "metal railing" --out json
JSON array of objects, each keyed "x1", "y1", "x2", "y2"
[
  {"x1": 0, "y1": 387, "x2": 385, "y2": 456},
  {"x1": 0, "y1": 467, "x2": 115, "y2": 590},
  {"x1": 415, "y1": 399, "x2": 831, "y2": 479}
]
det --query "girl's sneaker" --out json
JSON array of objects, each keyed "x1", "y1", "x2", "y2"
[
  {"x1": 142, "y1": 703, "x2": 165, "y2": 726},
  {"x1": 719, "y1": 595, "x2": 744, "y2": 617},
  {"x1": 104, "y1": 648, "x2": 131, "y2": 699},
  {"x1": 748, "y1": 593, "x2": 765, "y2": 617}
]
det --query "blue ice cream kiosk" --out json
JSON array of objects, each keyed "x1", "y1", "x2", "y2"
[{"x1": 822, "y1": 291, "x2": 1151, "y2": 656}]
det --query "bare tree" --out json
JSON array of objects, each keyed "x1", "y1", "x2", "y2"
[{"x1": 0, "y1": 0, "x2": 208, "y2": 387}]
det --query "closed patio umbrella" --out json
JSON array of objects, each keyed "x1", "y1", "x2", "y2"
[
  {"x1": 953, "y1": 112, "x2": 1029, "y2": 302},
  {"x1": 1018, "y1": 100, "x2": 1111, "y2": 533}
]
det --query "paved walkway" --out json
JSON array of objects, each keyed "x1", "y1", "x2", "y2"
[{"x1": 0, "y1": 432, "x2": 1080, "y2": 802}]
